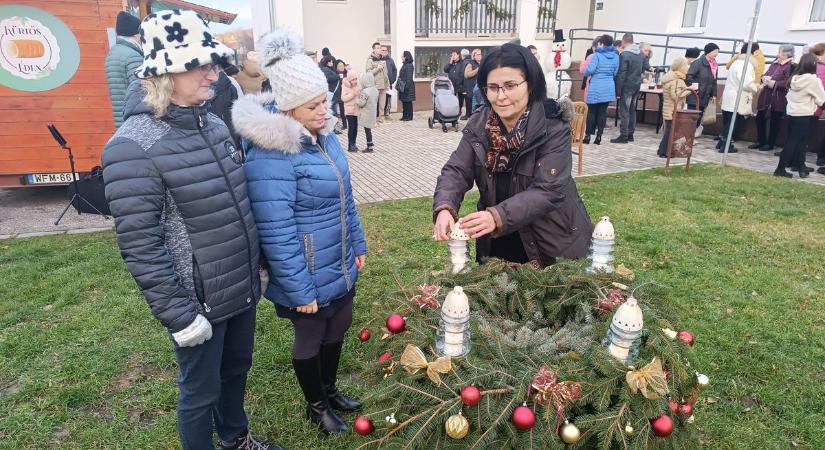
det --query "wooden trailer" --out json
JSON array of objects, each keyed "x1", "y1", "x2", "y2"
[{"x1": 0, "y1": 0, "x2": 235, "y2": 188}]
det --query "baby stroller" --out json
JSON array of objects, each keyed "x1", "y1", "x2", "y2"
[{"x1": 428, "y1": 75, "x2": 460, "y2": 132}]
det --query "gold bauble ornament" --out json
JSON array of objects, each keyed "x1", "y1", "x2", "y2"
[
  {"x1": 559, "y1": 420, "x2": 581, "y2": 444},
  {"x1": 624, "y1": 423, "x2": 634, "y2": 437},
  {"x1": 445, "y1": 412, "x2": 469, "y2": 439}
]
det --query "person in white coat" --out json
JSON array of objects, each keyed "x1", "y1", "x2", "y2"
[
  {"x1": 775, "y1": 53, "x2": 825, "y2": 178},
  {"x1": 718, "y1": 45, "x2": 759, "y2": 153}
]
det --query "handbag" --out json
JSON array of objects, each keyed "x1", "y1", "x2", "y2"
[
  {"x1": 396, "y1": 79, "x2": 407, "y2": 94},
  {"x1": 701, "y1": 97, "x2": 717, "y2": 125}
]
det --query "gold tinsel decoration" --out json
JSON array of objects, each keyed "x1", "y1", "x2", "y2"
[{"x1": 445, "y1": 412, "x2": 469, "y2": 439}]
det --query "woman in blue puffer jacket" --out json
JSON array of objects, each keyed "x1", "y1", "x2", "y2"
[
  {"x1": 232, "y1": 30, "x2": 367, "y2": 436},
  {"x1": 582, "y1": 34, "x2": 619, "y2": 144}
]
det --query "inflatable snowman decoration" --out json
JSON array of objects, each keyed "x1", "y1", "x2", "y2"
[{"x1": 545, "y1": 29, "x2": 572, "y2": 100}]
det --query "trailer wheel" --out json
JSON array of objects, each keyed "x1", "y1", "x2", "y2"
[{"x1": 428, "y1": 117, "x2": 434, "y2": 129}]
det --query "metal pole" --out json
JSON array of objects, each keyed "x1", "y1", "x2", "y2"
[{"x1": 722, "y1": 0, "x2": 762, "y2": 165}]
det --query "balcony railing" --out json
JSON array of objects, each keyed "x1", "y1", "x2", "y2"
[
  {"x1": 415, "y1": 0, "x2": 518, "y2": 38},
  {"x1": 536, "y1": 0, "x2": 556, "y2": 34}
]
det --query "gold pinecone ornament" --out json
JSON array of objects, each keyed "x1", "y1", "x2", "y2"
[{"x1": 445, "y1": 412, "x2": 469, "y2": 439}]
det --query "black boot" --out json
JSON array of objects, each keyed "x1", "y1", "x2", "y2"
[
  {"x1": 627, "y1": 134, "x2": 634, "y2": 142},
  {"x1": 594, "y1": 134, "x2": 602, "y2": 145},
  {"x1": 320, "y1": 341, "x2": 361, "y2": 412},
  {"x1": 292, "y1": 356, "x2": 348, "y2": 434},
  {"x1": 583, "y1": 135, "x2": 591, "y2": 144}
]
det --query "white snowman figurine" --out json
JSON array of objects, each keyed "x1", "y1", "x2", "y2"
[{"x1": 545, "y1": 29, "x2": 572, "y2": 100}]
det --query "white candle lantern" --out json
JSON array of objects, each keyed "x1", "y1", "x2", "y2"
[
  {"x1": 447, "y1": 223, "x2": 471, "y2": 274},
  {"x1": 603, "y1": 295, "x2": 643, "y2": 363},
  {"x1": 586, "y1": 217, "x2": 615, "y2": 273},
  {"x1": 436, "y1": 286, "x2": 471, "y2": 357}
]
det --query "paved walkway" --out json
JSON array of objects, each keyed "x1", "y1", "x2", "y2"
[{"x1": 1, "y1": 113, "x2": 823, "y2": 238}]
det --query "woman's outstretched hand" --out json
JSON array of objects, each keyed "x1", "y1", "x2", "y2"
[
  {"x1": 297, "y1": 299, "x2": 318, "y2": 314},
  {"x1": 461, "y1": 211, "x2": 496, "y2": 239},
  {"x1": 433, "y1": 209, "x2": 455, "y2": 241}
]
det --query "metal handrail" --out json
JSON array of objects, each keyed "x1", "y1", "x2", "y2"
[{"x1": 567, "y1": 28, "x2": 808, "y2": 70}]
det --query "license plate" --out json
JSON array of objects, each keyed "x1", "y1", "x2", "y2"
[{"x1": 27, "y1": 172, "x2": 76, "y2": 185}]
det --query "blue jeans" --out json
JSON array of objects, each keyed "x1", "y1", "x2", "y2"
[
  {"x1": 172, "y1": 306, "x2": 256, "y2": 450},
  {"x1": 618, "y1": 91, "x2": 640, "y2": 138}
]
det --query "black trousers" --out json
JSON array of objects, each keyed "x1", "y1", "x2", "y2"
[
  {"x1": 585, "y1": 102, "x2": 610, "y2": 137},
  {"x1": 384, "y1": 91, "x2": 393, "y2": 116},
  {"x1": 457, "y1": 92, "x2": 466, "y2": 116},
  {"x1": 657, "y1": 120, "x2": 672, "y2": 156},
  {"x1": 172, "y1": 307, "x2": 256, "y2": 449},
  {"x1": 777, "y1": 115, "x2": 815, "y2": 171},
  {"x1": 717, "y1": 110, "x2": 745, "y2": 150},
  {"x1": 755, "y1": 109, "x2": 783, "y2": 147},
  {"x1": 346, "y1": 115, "x2": 358, "y2": 147},
  {"x1": 401, "y1": 101, "x2": 413, "y2": 120},
  {"x1": 364, "y1": 127, "x2": 373, "y2": 147},
  {"x1": 336, "y1": 101, "x2": 346, "y2": 128}
]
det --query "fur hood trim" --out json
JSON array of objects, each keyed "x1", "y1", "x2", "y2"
[{"x1": 231, "y1": 91, "x2": 337, "y2": 154}]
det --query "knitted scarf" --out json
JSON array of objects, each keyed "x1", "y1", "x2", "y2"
[{"x1": 485, "y1": 108, "x2": 530, "y2": 173}]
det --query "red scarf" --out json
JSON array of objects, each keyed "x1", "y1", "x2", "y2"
[{"x1": 484, "y1": 108, "x2": 530, "y2": 173}]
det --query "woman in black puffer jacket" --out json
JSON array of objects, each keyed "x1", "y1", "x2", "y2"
[{"x1": 101, "y1": 10, "x2": 278, "y2": 450}]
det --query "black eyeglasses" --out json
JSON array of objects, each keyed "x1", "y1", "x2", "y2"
[{"x1": 482, "y1": 80, "x2": 527, "y2": 97}]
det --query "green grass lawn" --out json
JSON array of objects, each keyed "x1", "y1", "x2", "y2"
[{"x1": 1, "y1": 164, "x2": 824, "y2": 449}]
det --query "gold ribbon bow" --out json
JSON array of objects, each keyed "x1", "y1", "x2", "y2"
[
  {"x1": 626, "y1": 357, "x2": 669, "y2": 400},
  {"x1": 400, "y1": 344, "x2": 452, "y2": 385}
]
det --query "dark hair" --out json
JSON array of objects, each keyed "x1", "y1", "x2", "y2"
[
  {"x1": 622, "y1": 33, "x2": 634, "y2": 44},
  {"x1": 526, "y1": 45, "x2": 537, "y2": 51},
  {"x1": 451, "y1": 48, "x2": 459, "y2": 56},
  {"x1": 810, "y1": 42, "x2": 825, "y2": 56},
  {"x1": 597, "y1": 34, "x2": 614, "y2": 47},
  {"x1": 794, "y1": 53, "x2": 819, "y2": 76},
  {"x1": 321, "y1": 47, "x2": 331, "y2": 57},
  {"x1": 477, "y1": 43, "x2": 546, "y2": 107},
  {"x1": 403, "y1": 50, "x2": 413, "y2": 64},
  {"x1": 320, "y1": 55, "x2": 334, "y2": 67},
  {"x1": 739, "y1": 42, "x2": 760, "y2": 54},
  {"x1": 372, "y1": 42, "x2": 381, "y2": 50}
]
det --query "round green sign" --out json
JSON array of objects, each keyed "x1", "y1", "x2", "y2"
[{"x1": 0, "y1": 5, "x2": 81, "y2": 92}]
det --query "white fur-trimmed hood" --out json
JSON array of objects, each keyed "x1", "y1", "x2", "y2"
[{"x1": 231, "y1": 91, "x2": 337, "y2": 155}]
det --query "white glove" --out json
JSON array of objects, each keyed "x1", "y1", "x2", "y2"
[{"x1": 172, "y1": 314, "x2": 213, "y2": 348}]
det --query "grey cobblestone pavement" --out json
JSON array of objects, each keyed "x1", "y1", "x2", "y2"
[{"x1": 1, "y1": 112, "x2": 823, "y2": 238}]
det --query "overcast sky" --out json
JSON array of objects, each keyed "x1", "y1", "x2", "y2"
[{"x1": 196, "y1": 0, "x2": 253, "y2": 32}]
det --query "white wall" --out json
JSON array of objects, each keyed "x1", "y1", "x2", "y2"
[{"x1": 300, "y1": 0, "x2": 385, "y2": 70}]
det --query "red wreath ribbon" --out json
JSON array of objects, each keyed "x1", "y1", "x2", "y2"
[
  {"x1": 410, "y1": 284, "x2": 441, "y2": 309},
  {"x1": 529, "y1": 365, "x2": 582, "y2": 431}
]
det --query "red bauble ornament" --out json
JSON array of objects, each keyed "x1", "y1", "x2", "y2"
[
  {"x1": 680, "y1": 403, "x2": 694, "y2": 416},
  {"x1": 358, "y1": 328, "x2": 371, "y2": 342},
  {"x1": 677, "y1": 330, "x2": 695, "y2": 346},
  {"x1": 663, "y1": 369, "x2": 671, "y2": 380},
  {"x1": 378, "y1": 351, "x2": 392, "y2": 362},
  {"x1": 650, "y1": 415, "x2": 674, "y2": 437},
  {"x1": 461, "y1": 386, "x2": 481, "y2": 406},
  {"x1": 354, "y1": 416, "x2": 375, "y2": 436},
  {"x1": 668, "y1": 399, "x2": 679, "y2": 414},
  {"x1": 386, "y1": 314, "x2": 406, "y2": 334},
  {"x1": 511, "y1": 404, "x2": 536, "y2": 431}
]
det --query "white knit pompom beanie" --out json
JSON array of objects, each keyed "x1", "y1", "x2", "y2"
[{"x1": 257, "y1": 29, "x2": 328, "y2": 111}]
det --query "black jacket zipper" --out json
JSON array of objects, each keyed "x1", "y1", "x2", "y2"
[{"x1": 194, "y1": 109, "x2": 257, "y2": 303}]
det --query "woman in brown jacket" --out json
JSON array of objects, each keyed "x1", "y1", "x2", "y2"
[
  {"x1": 432, "y1": 43, "x2": 593, "y2": 267},
  {"x1": 657, "y1": 57, "x2": 697, "y2": 157}
]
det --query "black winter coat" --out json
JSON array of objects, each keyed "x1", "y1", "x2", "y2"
[
  {"x1": 385, "y1": 57, "x2": 398, "y2": 86},
  {"x1": 615, "y1": 45, "x2": 649, "y2": 97},
  {"x1": 398, "y1": 62, "x2": 416, "y2": 102},
  {"x1": 686, "y1": 56, "x2": 718, "y2": 109},
  {"x1": 444, "y1": 60, "x2": 464, "y2": 94},
  {"x1": 321, "y1": 65, "x2": 342, "y2": 102},
  {"x1": 433, "y1": 100, "x2": 594, "y2": 266},
  {"x1": 102, "y1": 83, "x2": 261, "y2": 332}
]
